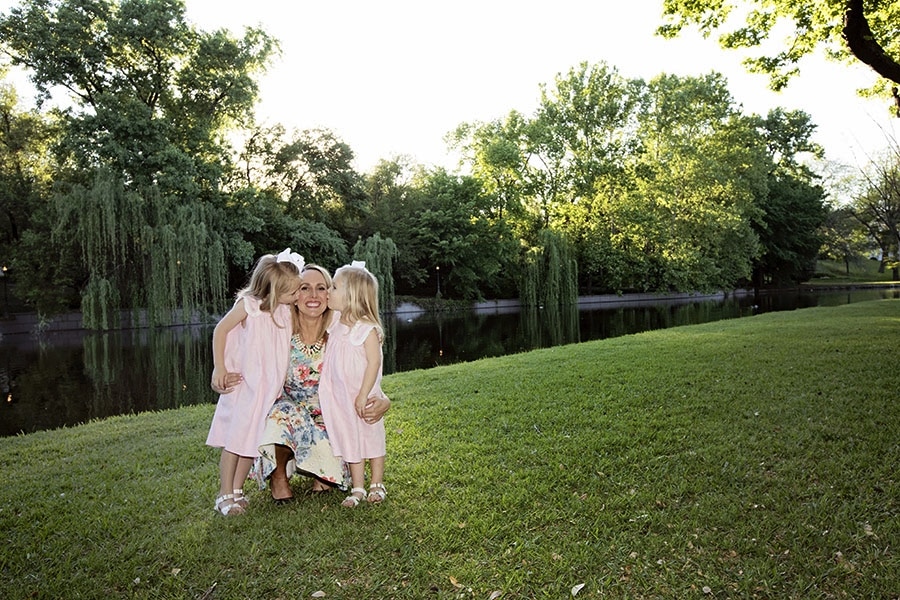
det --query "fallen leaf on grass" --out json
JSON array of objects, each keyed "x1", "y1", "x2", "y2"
[
  {"x1": 450, "y1": 575, "x2": 463, "y2": 588},
  {"x1": 311, "y1": 591, "x2": 326, "y2": 598},
  {"x1": 489, "y1": 592, "x2": 502, "y2": 600},
  {"x1": 571, "y1": 583, "x2": 585, "y2": 596}
]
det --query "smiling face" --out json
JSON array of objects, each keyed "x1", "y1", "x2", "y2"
[{"x1": 297, "y1": 268, "x2": 330, "y2": 318}]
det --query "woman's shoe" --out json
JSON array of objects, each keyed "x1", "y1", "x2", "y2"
[
  {"x1": 367, "y1": 482, "x2": 387, "y2": 504},
  {"x1": 341, "y1": 487, "x2": 366, "y2": 508}
]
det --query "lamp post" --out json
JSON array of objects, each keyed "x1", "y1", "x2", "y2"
[
  {"x1": 435, "y1": 265, "x2": 441, "y2": 298},
  {"x1": 1, "y1": 265, "x2": 7, "y2": 317}
]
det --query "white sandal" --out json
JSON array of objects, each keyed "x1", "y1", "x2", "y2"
[
  {"x1": 341, "y1": 487, "x2": 366, "y2": 508},
  {"x1": 367, "y1": 482, "x2": 387, "y2": 504},
  {"x1": 233, "y1": 488, "x2": 249, "y2": 509},
  {"x1": 214, "y1": 494, "x2": 244, "y2": 516}
]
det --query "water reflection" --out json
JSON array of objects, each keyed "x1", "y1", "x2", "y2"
[{"x1": 1, "y1": 288, "x2": 896, "y2": 436}]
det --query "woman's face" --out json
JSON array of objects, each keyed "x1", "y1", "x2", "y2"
[
  {"x1": 296, "y1": 269, "x2": 329, "y2": 318},
  {"x1": 327, "y1": 275, "x2": 347, "y2": 312}
]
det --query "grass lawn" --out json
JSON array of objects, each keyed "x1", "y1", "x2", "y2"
[
  {"x1": 1, "y1": 300, "x2": 898, "y2": 599},
  {"x1": 809, "y1": 258, "x2": 897, "y2": 285}
]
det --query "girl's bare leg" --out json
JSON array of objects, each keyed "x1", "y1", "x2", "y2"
[
  {"x1": 215, "y1": 450, "x2": 244, "y2": 515},
  {"x1": 367, "y1": 456, "x2": 386, "y2": 503},
  {"x1": 233, "y1": 455, "x2": 253, "y2": 495},
  {"x1": 342, "y1": 462, "x2": 366, "y2": 507},
  {"x1": 218, "y1": 450, "x2": 238, "y2": 497}
]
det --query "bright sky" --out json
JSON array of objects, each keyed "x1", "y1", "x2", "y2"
[{"x1": 4, "y1": 0, "x2": 899, "y2": 174}]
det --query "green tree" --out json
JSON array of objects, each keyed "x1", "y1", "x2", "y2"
[
  {"x1": 851, "y1": 145, "x2": 900, "y2": 278},
  {"x1": 409, "y1": 169, "x2": 517, "y2": 300},
  {"x1": 352, "y1": 232, "x2": 399, "y2": 311},
  {"x1": 449, "y1": 113, "x2": 530, "y2": 225},
  {"x1": 658, "y1": 0, "x2": 900, "y2": 104},
  {"x1": 257, "y1": 127, "x2": 366, "y2": 231},
  {"x1": 626, "y1": 73, "x2": 765, "y2": 291},
  {"x1": 0, "y1": 0, "x2": 278, "y2": 327},
  {"x1": 819, "y1": 204, "x2": 875, "y2": 273},
  {"x1": 0, "y1": 73, "x2": 81, "y2": 314},
  {"x1": 361, "y1": 157, "x2": 428, "y2": 291},
  {"x1": 750, "y1": 109, "x2": 828, "y2": 287}
]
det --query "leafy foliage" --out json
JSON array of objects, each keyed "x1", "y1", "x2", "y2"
[
  {"x1": 0, "y1": 1, "x2": 846, "y2": 320},
  {"x1": 657, "y1": 0, "x2": 900, "y2": 99}
]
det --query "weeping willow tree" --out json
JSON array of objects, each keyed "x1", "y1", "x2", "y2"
[
  {"x1": 0, "y1": 0, "x2": 276, "y2": 330},
  {"x1": 55, "y1": 169, "x2": 228, "y2": 329},
  {"x1": 520, "y1": 230, "x2": 579, "y2": 347},
  {"x1": 352, "y1": 232, "x2": 399, "y2": 312},
  {"x1": 352, "y1": 233, "x2": 399, "y2": 372},
  {"x1": 520, "y1": 229, "x2": 578, "y2": 307}
]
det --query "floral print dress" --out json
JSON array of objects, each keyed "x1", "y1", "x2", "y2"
[{"x1": 250, "y1": 334, "x2": 350, "y2": 491}]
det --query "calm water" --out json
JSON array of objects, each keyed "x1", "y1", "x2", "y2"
[{"x1": 1, "y1": 288, "x2": 896, "y2": 436}]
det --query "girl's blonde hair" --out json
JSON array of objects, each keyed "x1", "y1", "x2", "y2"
[
  {"x1": 333, "y1": 263, "x2": 383, "y2": 341},
  {"x1": 293, "y1": 264, "x2": 333, "y2": 340},
  {"x1": 239, "y1": 253, "x2": 301, "y2": 327}
]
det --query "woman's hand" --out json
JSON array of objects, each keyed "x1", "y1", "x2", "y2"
[
  {"x1": 211, "y1": 371, "x2": 243, "y2": 394},
  {"x1": 362, "y1": 394, "x2": 391, "y2": 424}
]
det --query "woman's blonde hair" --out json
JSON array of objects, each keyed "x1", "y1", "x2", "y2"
[
  {"x1": 333, "y1": 263, "x2": 383, "y2": 341},
  {"x1": 239, "y1": 254, "x2": 301, "y2": 327},
  {"x1": 293, "y1": 263, "x2": 333, "y2": 340}
]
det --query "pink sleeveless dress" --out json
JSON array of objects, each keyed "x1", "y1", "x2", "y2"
[
  {"x1": 319, "y1": 312, "x2": 386, "y2": 462},
  {"x1": 206, "y1": 295, "x2": 292, "y2": 457}
]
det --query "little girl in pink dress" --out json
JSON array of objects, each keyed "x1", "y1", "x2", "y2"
[
  {"x1": 206, "y1": 249, "x2": 304, "y2": 516},
  {"x1": 319, "y1": 261, "x2": 387, "y2": 507}
]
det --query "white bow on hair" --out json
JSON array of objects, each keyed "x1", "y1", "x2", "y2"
[
  {"x1": 350, "y1": 260, "x2": 366, "y2": 269},
  {"x1": 276, "y1": 248, "x2": 305, "y2": 273}
]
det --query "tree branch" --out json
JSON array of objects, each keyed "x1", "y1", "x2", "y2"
[{"x1": 842, "y1": 0, "x2": 900, "y2": 88}]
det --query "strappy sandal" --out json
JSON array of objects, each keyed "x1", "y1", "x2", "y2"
[
  {"x1": 214, "y1": 494, "x2": 244, "y2": 516},
  {"x1": 233, "y1": 488, "x2": 249, "y2": 509},
  {"x1": 341, "y1": 487, "x2": 366, "y2": 508},
  {"x1": 367, "y1": 482, "x2": 387, "y2": 504}
]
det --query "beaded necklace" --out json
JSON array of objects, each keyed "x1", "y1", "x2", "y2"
[{"x1": 293, "y1": 333, "x2": 325, "y2": 355}]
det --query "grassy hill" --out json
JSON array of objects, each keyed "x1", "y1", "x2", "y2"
[{"x1": 1, "y1": 300, "x2": 897, "y2": 598}]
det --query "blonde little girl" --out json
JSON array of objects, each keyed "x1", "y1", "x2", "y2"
[
  {"x1": 206, "y1": 248, "x2": 305, "y2": 516},
  {"x1": 319, "y1": 261, "x2": 388, "y2": 507}
]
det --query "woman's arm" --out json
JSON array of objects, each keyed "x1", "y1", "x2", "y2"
[{"x1": 363, "y1": 395, "x2": 391, "y2": 424}]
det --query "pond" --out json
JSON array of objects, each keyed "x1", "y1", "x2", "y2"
[{"x1": 1, "y1": 287, "x2": 896, "y2": 437}]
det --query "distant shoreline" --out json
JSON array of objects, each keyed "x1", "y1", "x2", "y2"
[{"x1": 2, "y1": 283, "x2": 898, "y2": 337}]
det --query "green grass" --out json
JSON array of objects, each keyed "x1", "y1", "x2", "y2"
[
  {"x1": 2, "y1": 300, "x2": 898, "y2": 599},
  {"x1": 810, "y1": 258, "x2": 897, "y2": 285}
]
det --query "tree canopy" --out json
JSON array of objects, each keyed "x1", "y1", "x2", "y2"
[
  {"x1": 0, "y1": 0, "x2": 847, "y2": 325},
  {"x1": 658, "y1": 0, "x2": 900, "y2": 113}
]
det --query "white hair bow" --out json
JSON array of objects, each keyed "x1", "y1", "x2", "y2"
[
  {"x1": 276, "y1": 248, "x2": 305, "y2": 274},
  {"x1": 350, "y1": 260, "x2": 366, "y2": 269}
]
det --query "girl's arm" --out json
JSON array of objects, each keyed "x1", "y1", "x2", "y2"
[
  {"x1": 354, "y1": 328, "x2": 382, "y2": 418},
  {"x1": 211, "y1": 299, "x2": 249, "y2": 392}
]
